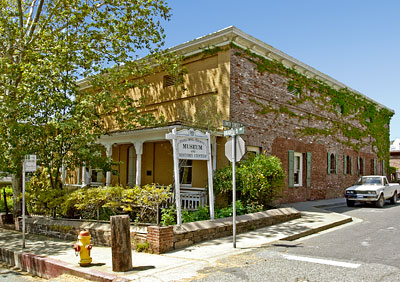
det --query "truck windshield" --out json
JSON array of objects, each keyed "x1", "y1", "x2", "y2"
[{"x1": 355, "y1": 177, "x2": 382, "y2": 185}]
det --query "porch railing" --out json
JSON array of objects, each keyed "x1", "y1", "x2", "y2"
[{"x1": 180, "y1": 189, "x2": 208, "y2": 210}]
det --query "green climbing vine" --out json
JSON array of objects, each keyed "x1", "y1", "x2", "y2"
[{"x1": 231, "y1": 43, "x2": 393, "y2": 161}]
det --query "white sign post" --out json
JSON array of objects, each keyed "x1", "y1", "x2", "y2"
[
  {"x1": 166, "y1": 128, "x2": 214, "y2": 224},
  {"x1": 22, "y1": 155, "x2": 37, "y2": 248},
  {"x1": 223, "y1": 121, "x2": 245, "y2": 248}
]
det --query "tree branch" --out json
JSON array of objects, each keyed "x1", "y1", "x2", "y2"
[
  {"x1": 26, "y1": 0, "x2": 45, "y2": 40},
  {"x1": 27, "y1": 0, "x2": 63, "y2": 47},
  {"x1": 17, "y1": 0, "x2": 24, "y2": 29},
  {"x1": 25, "y1": 0, "x2": 38, "y2": 31}
]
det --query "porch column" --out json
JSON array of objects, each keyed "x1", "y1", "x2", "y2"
[
  {"x1": 82, "y1": 166, "x2": 89, "y2": 187},
  {"x1": 105, "y1": 144, "x2": 113, "y2": 186},
  {"x1": 61, "y1": 164, "x2": 66, "y2": 185},
  {"x1": 77, "y1": 166, "x2": 81, "y2": 185},
  {"x1": 134, "y1": 141, "x2": 143, "y2": 186}
]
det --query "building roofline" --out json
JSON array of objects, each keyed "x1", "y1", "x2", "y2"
[
  {"x1": 168, "y1": 26, "x2": 393, "y2": 113},
  {"x1": 78, "y1": 26, "x2": 393, "y2": 113}
]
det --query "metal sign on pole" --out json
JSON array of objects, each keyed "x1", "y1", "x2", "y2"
[
  {"x1": 223, "y1": 121, "x2": 245, "y2": 248},
  {"x1": 22, "y1": 155, "x2": 36, "y2": 248},
  {"x1": 232, "y1": 133, "x2": 237, "y2": 248}
]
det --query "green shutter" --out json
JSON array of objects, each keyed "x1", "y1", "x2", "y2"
[
  {"x1": 373, "y1": 159, "x2": 376, "y2": 175},
  {"x1": 362, "y1": 158, "x2": 365, "y2": 176},
  {"x1": 382, "y1": 160, "x2": 385, "y2": 176},
  {"x1": 344, "y1": 155, "x2": 347, "y2": 175},
  {"x1": 306, "y1": 152, "x2": 311, "y2": 188},
  {"x1": 350, "y1": 157, "x2": 353, "y2": 175},
  {"x1": 357, "y1": 157, "x2": 360, "y2": 176},
  {"x1": 327, "y1": 152, "x2": 331, "y2": 174},
  {"x1": 335, "y1": 154, "x2": 338, "y2": 174},
  {"x1": 288, "y1": 150, "x2": 294, "y2": 187}
]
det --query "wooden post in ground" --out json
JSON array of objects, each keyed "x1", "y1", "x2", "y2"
[{"x1": 110, "y1": 215, "x2": 132, "y2": 272}]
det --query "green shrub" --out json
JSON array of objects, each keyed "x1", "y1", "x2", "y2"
[
  {"x1": 26, "y1": 167, "x2": 67, "y2": 216},
  {"x1": 64, "y1": 184, "x2": 171, "y2": 223},
  {"x1": 135, "y1": 241, "x2": 150, "y2": 253},
  {"x1": 213, "y1": 154, "x2": 285, "y2": 207},
  {"x1": 63, "y1": 185, "x2": 125, "y2": 220},
  {"x1": 161, "y1": 200, "x2": 262, "y2": 225},
  {"x1": 215, "y1": 200, "x2": 246, "y2": 218},
  {"x1": 161, "y1": 205, "x2": 176, "y2": 226},
  {"x1": 182, "y1": 205, "x2": 210, "y2": 223}
]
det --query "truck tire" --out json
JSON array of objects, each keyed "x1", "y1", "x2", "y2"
[
  {"x1": 390, "y1": 192, "x2": 398, "y2": 205},
  {"x1": 346, "y1": 199, "x2": 355, "y2": 207},
  {"x1": 376, "y1": 194, "x2": 385, "y2": 208}
]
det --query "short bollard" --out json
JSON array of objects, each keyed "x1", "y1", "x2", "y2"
[
  {"x1": 73, "y1": 230, "x2": 93, "y2": 266},
  {"x1": 110, "y1": 215, "x2": 132, "y2": 272}
]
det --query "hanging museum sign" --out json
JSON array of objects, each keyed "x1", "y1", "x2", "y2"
[
  {"x1": 177, "y1": 138, "x2": 208, "y2": 160},
  {"x1": 166, "y1": 128, "x2": 214, "y2": 224}
]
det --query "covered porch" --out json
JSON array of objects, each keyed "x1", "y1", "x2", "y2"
[{"x1": 94, "y1": 125, "x2": 219, "y2": 210}]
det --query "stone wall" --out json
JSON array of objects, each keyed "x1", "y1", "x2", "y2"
[
  {"x1": 173, "y1": 207, "x2": 300, "y2": 250},
  {"x1": 229, "y1": 48, "x2": 382, "y2": 203},
  {"x1": 11, "y1": 207, "x2": 300, "y2": 254},
  {"x1": 15, "y1": 217, "x2": 147, "y2": 247}
]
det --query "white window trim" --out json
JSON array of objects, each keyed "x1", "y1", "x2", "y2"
[{"x1": 294, "y1": 152, "x2": 303, "y2": 187}]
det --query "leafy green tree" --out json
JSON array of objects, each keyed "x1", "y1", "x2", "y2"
[{"x1": 0, "y1": 0, "x2": 182, "y2": 217}]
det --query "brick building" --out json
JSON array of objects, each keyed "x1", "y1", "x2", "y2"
[{"x1": 73, "y1": 26, "x2": 393, "y2": 204}]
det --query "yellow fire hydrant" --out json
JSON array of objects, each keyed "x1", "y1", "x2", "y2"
[{"x1": 73, "y1": 230, "x2": 93, "y2": 266}]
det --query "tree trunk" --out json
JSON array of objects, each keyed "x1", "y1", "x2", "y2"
[
  {"x1": 3, "y1": 188, "x2": 9, "y2": 215},
  {"x1": 12, "y1": 173, "x2": 22, "y2": 218}
]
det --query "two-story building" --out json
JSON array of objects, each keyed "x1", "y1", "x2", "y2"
[{"x1": 70, "y1": 26, "x2": 393, "y2": 205}]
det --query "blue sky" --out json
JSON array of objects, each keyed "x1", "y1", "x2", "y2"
[{"x1": 161, "y1": 0, "x2": 400, "y2": 140}]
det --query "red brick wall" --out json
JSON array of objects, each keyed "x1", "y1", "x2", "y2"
[
  {"x1": 147, "y1": 226, "x2": 174, "y2": 254},
  {"x1": 229, "y1": 48, "x2": 379, "y2": 203}
]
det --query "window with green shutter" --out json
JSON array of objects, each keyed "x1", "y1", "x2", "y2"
[
  {"x1": 327, "y1": 152, "x2": 331, "y2": 175},
  {"x1": 328, "y1": 152, "x2": 337, "y2": 174},
  {"x1": 335, "y1": 154, "x2": 338, "y2": 174},
  {"x1": 350, "y1": 156, "x2": 353, "y2": 175},
  {"x1": 288, "y1": 150, "x2": 303, "y2": 187}
]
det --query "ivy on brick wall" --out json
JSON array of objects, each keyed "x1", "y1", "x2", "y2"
[{"x1": 231, "y1": 43, "x2": 393, "y2": 162}]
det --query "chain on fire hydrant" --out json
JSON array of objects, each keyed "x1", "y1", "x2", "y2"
[{"x1": 73, "y1": 230, "x2": 93, "y2": 266}]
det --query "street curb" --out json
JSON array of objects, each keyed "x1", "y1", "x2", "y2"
[
  {"x1": 281, "y1": 216, "x2": 353, "y2": 241},
  {"x1": 0, "y1": 247, "x2": 129, "y2": 282}
]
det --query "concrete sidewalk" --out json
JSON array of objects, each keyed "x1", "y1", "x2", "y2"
[{"x1": 0, "y1": 198, "x2": 353, "y2": 282}]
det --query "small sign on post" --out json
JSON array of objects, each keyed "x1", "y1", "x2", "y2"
[
  {"x1": 24, "y1": 155, "x2": 37, "y2": 172},
  {"x1": 22, "y1": 155, "x2": 37, "y2": 248}
]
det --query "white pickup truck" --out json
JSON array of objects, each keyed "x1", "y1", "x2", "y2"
[{"x1": 345, "y1": 176, "x2": 400, "y2": 208}]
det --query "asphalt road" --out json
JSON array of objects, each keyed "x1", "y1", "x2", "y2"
[{"x1": 191, "y1": 200, "x2": 400, "y2": 282}]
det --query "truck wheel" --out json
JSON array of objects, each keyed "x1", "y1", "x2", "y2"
[
  {"x1": 376, "y1": 194, "x2": 385, "y2": 208},
  {"x1": 390, "y1": 192, "x2": 398, "y2": 205},
  {"x1": 346, "y1": 199, "x2": 355, "y2": 207}
]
